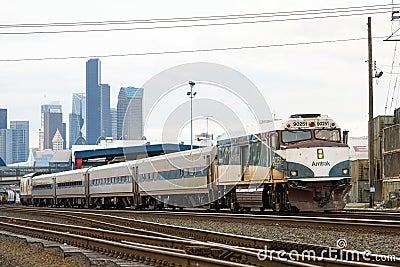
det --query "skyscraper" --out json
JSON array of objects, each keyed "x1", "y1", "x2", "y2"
[
  {"x1": 86, "y1": 58, "x2": 101, "y2": 144},
  {"x1": 110, "y1": 108, "x2": 118, "y2": 140},
  {"x1": 69, "y1": 93, "x2": 86, "y2": 148},
  {"x1": 43, "y1": 112, "x2": 66, "y2": 150},
  {"x1": 40, "y1": 102, "x2": 62, "y2": 150},
  {"x1": 117, "y1": 87, "x2": 144, "y2": 140},
  {"x1": 69, "y1": 113, "x2": 83, "y2": 148},
  {"x1": 10, "y1": 121, "x2": 29, "y2": 162},
  {"x1": 0, "y1": 108, "x2": 7, "y2": 129},
  {"x1": 0, "y1": 129, "x2": 12, "y2": 164},
  {"x1": 100, "y1": 84, "x2": 111, "y2": 138}
]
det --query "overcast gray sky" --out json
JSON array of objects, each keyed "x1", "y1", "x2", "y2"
[{"x1": 0, "y1": 0, "x2": 399, "y2": 147}]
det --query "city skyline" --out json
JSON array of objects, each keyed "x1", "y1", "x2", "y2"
[{"x1": 0, "y1": 1, "x2": 400, "y2": 148}]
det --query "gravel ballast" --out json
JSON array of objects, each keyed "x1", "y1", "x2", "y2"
[
  {"x1": 0, "y1": 209, "x2": 398, "y2": 263},
  {"x1": 122, "y1": 214, "x2": 400, "y2": 257},
  {"x1": 0, "y1": 234, "x2": 90, "y2": 267}
]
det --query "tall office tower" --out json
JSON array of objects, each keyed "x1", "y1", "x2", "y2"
[
  {"x1": 117, "y1": 87, "x2": 144, "y2": 140},
  {"x1": 40, "y1": 102, "x2": 62, "y2": 149},
  {"x1": 69, "y1": 113, "x2": 83, "y2": 148},
  {"x1": 110, "y1": 108, "x2": 118, "y2": 140},
  {"x1": 0, "y1": 108, "x2": 7, "y2": 129},
  {"x1": 43, "y1": 112, "x2": 66, "y2": 150},
  {"x1": 0, "y1": 129, "x2": 12, "y2": 164},
  {"x1": 100, "y1": 84, "x2": 111, "y2": 138},
  {"x1": 10, "y1": 121, "x2": 29, "y2": 162},
  {"x1": 69, "y1": 93, "x2": 86, "y2": 148},
  {"x1": 86, "y1": 58, "x2": 101, "y2": 144}
]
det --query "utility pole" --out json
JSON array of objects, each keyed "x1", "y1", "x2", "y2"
[
  {"x1": 368, "y1": 17, "x2": 375, "y2": 208},
  {"x1": 187, "y1": 81, "x2": 196, "y2": 150}
]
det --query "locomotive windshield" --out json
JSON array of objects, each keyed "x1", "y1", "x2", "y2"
[
  {"x1": 314, "y1": 129, "x2": 340, "y2": 142},
  {"x1": 282, "y1": 130, "x2": 312, "y2": 143}
]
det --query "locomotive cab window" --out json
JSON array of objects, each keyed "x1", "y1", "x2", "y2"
[
  {"x1": 282, "y1": 130, "x2": 312, "y2": 143},
  {"x1": 314, "y1": 129, "x2": 340, "y2": 142}
]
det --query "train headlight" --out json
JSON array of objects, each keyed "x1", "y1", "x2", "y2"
[
  {"x1": 342, "y1": 169, "x2": 349, "y2": 175},
  {"x1": 317, "y1": 148, "x2": 324, "y2": 159},
  {"x1": 290, "y1": 170, "x2": 298, "y2": 177}
]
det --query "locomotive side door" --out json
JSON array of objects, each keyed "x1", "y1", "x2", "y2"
[{"x1": 268, "y1": 131, "x2": 282, "y2": 179}]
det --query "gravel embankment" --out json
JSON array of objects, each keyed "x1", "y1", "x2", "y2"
[{"x1": 0, "y1": 234, "x2": 90, "y2": 267}]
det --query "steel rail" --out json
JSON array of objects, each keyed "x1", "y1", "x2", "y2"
[
  {"x1": 0, "y1": 219, "x2": 317, "y2": 267},
  {"x1": 0, "y1": 216, "x2": 394, "y2": 267}
]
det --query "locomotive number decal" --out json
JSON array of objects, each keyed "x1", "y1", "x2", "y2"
[
  {"x1": 292, "y1": 121, "x2": 308, "y2": 127},
  {"x1": 316, "y1": 121, "x2": 330, "y2": 127}
]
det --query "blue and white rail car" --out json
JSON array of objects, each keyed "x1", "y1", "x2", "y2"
[
  {"x1": 89, "y1": 162, "x2": 134, "y2": 209},
  {"x1": 32, "y1": 173, "x2": 56, "y2": 206},
  {"x1": 55, "y1": 168, "x2": 88, "y2": 207},
  {"x1": 136, "y1": 146, "x2": 217, "y2": 208}
]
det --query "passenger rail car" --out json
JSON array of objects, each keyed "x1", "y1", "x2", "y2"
[
  {"x1": 23, "y1": 114, "x2": 351, "y2": 212},
  {"x1": 29, "y1": 147, "x2": 217, "y2": 209}
]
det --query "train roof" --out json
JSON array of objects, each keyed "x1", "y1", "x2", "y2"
[{"x1": 134, "y1": 146, "x2": 217, "y2": 164}]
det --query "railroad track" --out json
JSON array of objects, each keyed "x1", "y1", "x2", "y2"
[
  {"x1": 0, "y1": 206, "x2": 398, "y2": 266},
  {"x1": 12, "y1": 206, "x2": 399, "y2": 233}
]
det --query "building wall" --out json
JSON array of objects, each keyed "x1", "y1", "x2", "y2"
[
  {"x1": 382, "y1": 124, "x2": 400, "y2": 203},
  {"x1": 44, "y1": 112, "x2": 66, "y2": 150},
  {"x1": 10, "y1": 121, "x2": 29, "y2": 162},
  {"x1": 110, "y1": 108, "x2": 117, "y2": 140},
  {"x1": 117, "y1": 87, "x2": 143, "y2": 140},
  {"x1": 350, "y1": 159, "x2": 370, "y2": 203},
  {"x1": 40, "y1": 103, "x2": 62, "y2": 150},
  {"x1": 350, "y1": 181, "x2": 370, "y2": 203},
  {"x1": 0, "y1": 109, "x2": 7, "y2": 129},
  {"x1": 69, "y1": 113, "x2": 83, "y2": 148},
  {"x1": 0, "y1": 129, "x2": 12, "y2": 164},
  {"x1": 100, "y1": 84, "x2": 111, "y2": 138},
  {"x1": 86, "y1": 58, "x2": 101, "y2": 144},
  {"x1": 71, "y1": 93, "x2": 86, "y2": 142}
]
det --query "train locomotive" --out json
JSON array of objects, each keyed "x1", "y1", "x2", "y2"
[{"x1": 20, "y1": 114, "x2": 351, "y2": 212}]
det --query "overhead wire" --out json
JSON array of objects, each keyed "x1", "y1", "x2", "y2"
[
  {"x1": 0, "y1": 35, "x2": 391, "y2": 62},
  {"x1": 390, "y1": 62, "x2": 400, "y2": 112},
  {"x1": 0, "y1": 4, "x2": 396, "y2": 65},
  {"x1": 0, "y1": 5, "x2": 396, "y2": 35},
  {"x1": 384, "y1": 28, "x2": 398, "y2": 114},
  {"x1": 0, "y1": 3, "x2": 396, "y2": 29}
]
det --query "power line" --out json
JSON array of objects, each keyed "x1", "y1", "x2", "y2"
[
  {"x1": 385, "y1": 42, "x2": 397, "y2": 114},
  {"x1": 0, "y1": 7, "x2": 395, "y2": 35},
  {"x1": 0, "y1": 3, "x2": 395, "y2": 29},
  {"x1": 0, "y1": 36, "x2": 387, "y2": 62},
  {"x1": 389, "y1": 63, "x2": 400, "y2": 113}
]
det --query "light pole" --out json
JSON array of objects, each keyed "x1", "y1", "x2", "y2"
[{"x1": 187, "y1": 81, "x2": 196, "y2": 150}]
